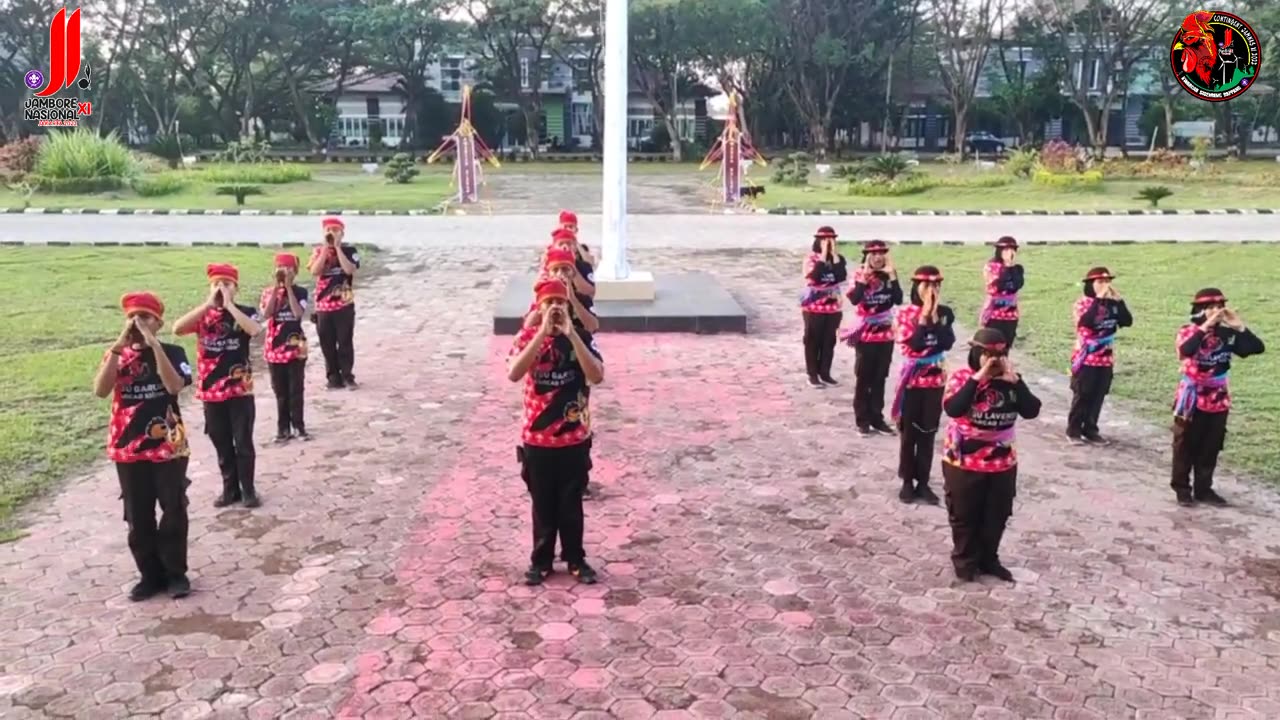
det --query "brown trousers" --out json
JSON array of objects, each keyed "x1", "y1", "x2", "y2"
[
  {"x1": 942, "y1": 463, "x2": 1016, "y2": 575},
  {"x1": 1171, "y1": 410, "x2": 1228, "y2": 494}
]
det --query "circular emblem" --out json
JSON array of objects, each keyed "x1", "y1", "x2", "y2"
[
  {"x1": 1170, "y1": 10, "x2": 1262, "y2": 102},
  {"x1": 24, "y1": 70, "x2": 44, "y2": 90}
]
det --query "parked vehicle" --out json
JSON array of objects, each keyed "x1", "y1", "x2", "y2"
[{"x1": 965, "y1": 131, "x2": 1006, "y2": 155}]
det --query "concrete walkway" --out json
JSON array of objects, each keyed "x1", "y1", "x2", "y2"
[{"x1": 3, "y1": 246, "x2": 1280, "y2": 719}]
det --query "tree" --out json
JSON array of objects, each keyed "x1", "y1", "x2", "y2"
[
  {"x1": 556, "y1": 0, "x2": 604, "y2": 149},
  {"x1": 987, "y1": 20, "x2": 1065, "y2": 145},
  {"x1": 1033, "y1": 0, "x2": 1174, "y2": 156},
  {"x1": 0, "y1": 0, "x2": 60, "y2": 141},
  {"x1": 631, "y1": 0, "x2": 702, "y2": 160},
  {"x1": 467, "y1": 0, "x2": 562, "y2": 156},
  {"x1": 358, "y1": 0, "x2": 452, "y2": 149},
  {"x1": 929, "y1": 0, "x2": 1005, "y2": 156},
  {"x1": 681, "y1": 0, "x2": 772, "y2": 137}
]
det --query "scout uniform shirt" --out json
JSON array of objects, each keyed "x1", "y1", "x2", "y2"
[
  {"x1": 509, "y1": 325, "x2": 603, "y2": 448},
  {"x1": 108, "y1": 343, "x2": 193, "y2": 463},
  {"x1": 942, "y1": 369, "x2": 1037, "y2": 473},
  {"x1": 1174, "y1": 324, "x2": 1265, "y2": 414},
  {"x1": 981, "y1": 261, "x2": 1024, "y2": 323},
  {"x1": 1072, "y1": 296, "x2": 1133, "y2": 370},
  {"x1": 312, "y1": 244, "x2": 361, "y2": 313},
  {"x1": 846, "y1": 269, "x2": 902, "y2": 344},
  {"x1": 196, "y1": 304, "x2": 260, "y2": 402},
  {"x1": 801, "y1": 253, "x2": 847, "y2": 313},
  {"x1": 260, "y1": 285, "x2": 309, "y2": 363}
]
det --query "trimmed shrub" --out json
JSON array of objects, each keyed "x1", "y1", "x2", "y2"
[
  {"x1": 1031, "y1": 168, "x2": 1104, "y2": 189},
  {"x1": 1038, "y1": 139, "x2": 1078, "y2": 173},
  {"x1": 848, "y1": 175, "x2": 938, "y2": 196},
  {"x1": 214, "y1": 139, "x2": 271, "y2": 164},
  {"x1": 1137, "y1": 185, "x2": 1174, "y2": 207},
  {"x1": 1004, "y1": 147, "x2": 1039, "y2": 178},
  {"x1": 197, "y1": 164, "x2": 310, "y2": 184},
  {"x1": 0, "y1": 137, "x2": 42, "y2": 176},
  {"x1": 384, "y1": 153, "x2": 419, "y2": 184},
  {"x1": 133, "y1": 174, "x2": 188, "y2": 197},
  {"x1": 148, "y1": 133, "x2": 196, "y2": 169},
  {"x1": 771, "y1": 152, "x2": 812, "y2": 186},
  {"x1": 30, "y1": 175, "x2": 126, "y2": 193},
  {"x1": 947, "y1": 175, "x2": 1013, "y2": 189},
  {"x1": 33, "y1": 129, "x2": 135, "y2": 181},
  {"x1": 215, "y1": 184, "x2": 263, "y2": 206},
  {"x1": 866, "y1": 154, "x2": 912, "y2": 181}
]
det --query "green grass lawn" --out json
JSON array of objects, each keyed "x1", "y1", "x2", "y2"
[
  {"x1": 0, "y1": 247, "x2": 363, "y2": 541},
  {"x1": 840, "y1": 243, "x2": 1279, "y2": 483},
  {"x1": 760, "y1": 160, "x2": 1280, "y2": 211}
]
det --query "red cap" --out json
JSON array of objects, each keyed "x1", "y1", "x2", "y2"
[
  {"x1": 551, "y1": 227, "x2": 577, "y2": 245},
  {"x1": 322, "y1": 216, "x2": 345, "y2": 230},
  {"x1": 206, "y1": 263, "x2": 239, "y2": 285},
  {"x1": 995, "y1": 236, "x2": 1019, "y2": 250},
  {"x1": 559, "y1": 210, "x2": 578, "y2": 227},
  {"x1": 912, "y1": 265, "x2": 944, "y2": 283},
  {"x1": 534, "y1": 278, "x2": 570, "y2": 305},
  {"x1": 1193, "y1": 288, "x2": 1226, "y2": 305},
  {"x1": 544, "y1": 247, "x2": 576, "y2": 270},
  {"x1": 274, "y1": 253, "x2": 298, "y2": 269},
  {"x1": 121, "y1": 291, "x2": 164, "y2": 319},
  {"x1": 814, "y1": 226, "x2": 837, "y2": 239},
  {"x1": 1083, "y1": 266, "x2": 1114, "y2": 282},
  {"x1": 863, "y1": 240, "x2": 889, "y2": 254}
]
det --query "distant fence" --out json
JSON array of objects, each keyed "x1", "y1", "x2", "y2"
[{"x1": 190, "y1": 149, "x2": 679, "y2": 163}]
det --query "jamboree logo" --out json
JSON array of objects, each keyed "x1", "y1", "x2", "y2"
[
  {"x1": 1169, "y1": 10, "x2": 1262, "y2": 102},
  {"x1": 22, "y1": 7, "x2": 93, "y2": 127}
]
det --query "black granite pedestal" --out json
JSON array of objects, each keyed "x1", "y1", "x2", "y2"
[{"x1": 493, "y1": 272, "x2": 747, "y2": 334}]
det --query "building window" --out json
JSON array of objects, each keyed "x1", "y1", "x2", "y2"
[
  {"x1": 1088, "y1": 58, "x2": 1100, "y2": 90},
  {"x1": 520, "y1": 58, "x2": 530, "y2": 89},
  {"x1": 366, "y1": 97, "x2": 380, "y2": 117},
  {"x1": 442, "y1": 58, "x2": 463, "y2": 92},
  {"x1": 571, "y1": 102, "x2": 594, "y2": 137},
  {"x1": 1073, "y1": 59, "x2": 1083, "y2": 88},
  {"x1": 627, "y1": 117, "x2": 654, "y2": 140}
]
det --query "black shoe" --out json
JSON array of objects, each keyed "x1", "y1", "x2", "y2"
[
  {"x1": 168, "y1": 575, "x2": 192, "y2": 598},
  {"x1": 242, "y1": 494, "x2": 262, "y2": 509},
  {"x1": 915, "y1": 484, "x2": 941, "y2": 505},
  {"x1": 344, "y1": 376, "x2": 359, "y2": 390},
  {"x1": 954, "y1": 567, "x2": 978, "y2": 582},
  {"x1": 296, "y1": 429, "x2": 312, "y2": 441},
  {"x1": 870, "y1": 420, "x2": 896, "y2": 435},
  {"x1": 582, "y1": 483, "x2": 594, "y2": 499},
  {"x1": 1175, "y1": 490, "x2": 1195, "y2": 507},
  {"x1": 1066, "y1": 432, "x2": 1086, "y2": 445},
  {"x1": 981, "y1": 563, "x2": 1015, "y2": 582},
  {"x1": 1083, "y1": 433, "x2": 1110, "y2": 446},
  {"x1": 819, "y1": 376, "x2": 839, "y2": 386},
  {"x1": 898, "y1": 481, "x2": 915, "y2": 504},
  {"x1": 857, "y1": 425, "x2": 873, "y2": 437},
  {"x1": 128, "y1": 578, "x2": 167, "y2": 602},
  {"x1": 807, "y1": 376, "x2": 824, "y2": 388},
  {"x1": 213, "y1": 494, "x2": 241, "y2": 508},
  {"x1": 327, "y1": 378, "x2": 345, "y2": 390},
  {"x1": 274, "y1": 432, "x2": 292, "y2": 444},
  {"x1": 569, "y1": 562, "x2": 598, "y2": 585},
  {"x1": 524, "y1": 565, "x2": 551, "y2": 586},
  {"x1": 1194, "y1": 489, "x2": 1228, "y2": 506}
]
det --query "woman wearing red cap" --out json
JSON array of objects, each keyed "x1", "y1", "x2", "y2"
[
  {"x1": 941, "y1": 327, "x2": 1042, "y2": 582},
  {"x1": 261, "y1": 253, "x2": 310, "y2": 442},
  {"x1": 893, "y1": 265, "x2": 956, "y2": 504},
  {"x1": 1067, "y1": 267, "x2": 1132, "y2": 445},
  {"x1": 308, "y1": 216, "x2": 362, "y2": 389},
  {"x1": 844, "y1": 239, "x2": 902, "y2": 435},
  {"x1": 801, "y1": 226, "x2": 848, "y2": 387},
  {"x1": 94, "y1": 292, "x2": 195, "y2": 601},
  {"x1": 1170, "y1": 288, "x2": 1265, "y2": 506},
  {"x1": 174, "y1": 263, "x2": 264, "y2": 508},
  {"x1": 979, "y1": 236, "x2": 1024, "y2": 348},
  {"x1": 507, "y1": 277, "x2": 604, "y2": 586},
  {"x1": 535, "y1": 247, "x2": 599, "y2": 333}
]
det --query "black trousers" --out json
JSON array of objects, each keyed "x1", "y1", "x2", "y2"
[
  {"x1": 853, "y1": 341, "x2": 894, "y2": 427},
  {"x1": 943, "y1": 463, "x2": 1016, "y2": 575},
  {"x1": 317, "y1": 304, "x2": 356, "y2": 383},
  {"x1": 204, "y1": 396, "x2": 257, "y2": 499},
  {"x1": 117, "y1": 457, "x2": 190, "y2": 581},
  {"x1": 1067, "y1": 365, "x2": 1112, "y2": 438},
  {"x1": 984, "y1": 318, "x2": 1019, "y2": 350},
  {"x1": 897, "y1": 386, "x2": 944, "y2": 485},
  {"x1": 1171, "y1": 411, "x2": 1229, "y2": 494},
  {"x1": 521, "y1": 442, "x2": 589, "y2": 568},
  {"x1": 268, "y1": 359, "x2": 307, "y2": 434},
  {"x1": 802, "y1": 311, "x2": 842, "y2": 379}
]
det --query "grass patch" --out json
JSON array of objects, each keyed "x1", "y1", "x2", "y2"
[
  {"x1": 837, "y1": 243, "x2": 1279, "y2": 483},
  {"x1": 0, "y1": 246, "x2": 377, "y2": 540}
]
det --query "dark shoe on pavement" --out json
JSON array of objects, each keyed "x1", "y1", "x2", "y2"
[
  {"x1": 857, "y1": 425, "x2": 873, "y2": 438},
  {"x1": 819, "y1": 375, "x2": 839, "y2": 386},
  {"x1": 524, "y1": 565, "x2": 551, "y2": 586},
  {"x1": 213, "y1": 493, "x2": 241, "y2": 508},
  {"x1": 168, "y1": 574, "x2": 192, "y2": 599},
  {"x1": 870, "y1": 419, "x2": 896, "y2": 435},
  {"x1": 954, "y1": 567, "x2": 978, "y2": 582},
  {"x1": 1175, "y1": 490, "x2": 1195, "y2": 507},
  {"x1": 274, "y1": 432, "x2": 292, "y2": 444},
  {"x1": 1083, "y1": 433, "x2": 1110, "y2": 446},
  {"x1": 807, "y1": 376, "x2": 824, "y2": 388},
  {"x1": 128, "y1": 578, "x2": 167, "y2": 602},
  {"x1": 1066, "y1": 432, "x2": 1085, "y2": 445},
  {"x1": 242, "y1": 494, "x2": 262, "y2": 509},
  {"x1": 326, "y1": 378, "x2": 345, "y2": 390},
  {"x1": 570, "y1": 562, "x2": 599, "y2": 585},
  {"x1": 1194, "y1": 489, "x2": 1228, "y2": 506},
  {"x1": 915, "y1": 484, "x2": 941, "y2": 505},
  {"x1": 981, "y1": 563, "x2": 1015, "y2": 582},
  {"x1": 344, "y1": 376, "x2": 359, "y2": 390},
  {"x1": 296, "y1": 429, "x2": 312, "y2": 441},
  {"x1": 898, "y1": 480, "x2": 915, "y2": 504}
]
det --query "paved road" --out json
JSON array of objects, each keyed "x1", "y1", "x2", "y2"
[
  {"x1": 486, "y1": 172, "x2": 712, "y2": 213},
  {"x1": 3, "y1": 213, "x2": 1279, "y2": 248},
  {"x1": 5, "y1": 246, "x2": 1280, "y2": 719}
]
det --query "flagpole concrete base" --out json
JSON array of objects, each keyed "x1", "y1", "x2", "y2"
[{"x1": 594, "y1": 271, "x2": 656, "y2": 302}]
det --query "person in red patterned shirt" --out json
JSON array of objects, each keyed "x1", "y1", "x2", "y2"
[
  {"x1": 892, "y1": 266, "x2": 956, "y2": 504},
  {"x1": 843, "y1": 240, "x2": 903, "y2": 435},
  {"x1": 508, "y1": 278, "x2": 605, "y2": 586},
  {"x1": 1067, "y1": 267, "x2": 1132, "y2": 445},
  {"x1": 941, "y1": 328, "x2": 1042, "y2": 583},
  {"x1": 174, "y1": 264, "x2": 264, "y2": 508},
  {"x1": 978, "y1": 236, "x2": 1024, "y2": 348},
  {"x1": 93, "y1": 292, "x2": 195, "y2": 601},
  {"x1": 557, "y1": 210, "x2": 598, "y2": 278},
  {"x1": 307, "y1": 217, "x2": 361, "y2": 389},
  {"x1": 260, "y1": 253, "x2": 310, "y2": 442},
  {"x1": 1170, "y1": 288, "x2": 1265, "y2": 506},
  {"x1": 801, "y1": 226, "x2": 848, "y2": 388}
]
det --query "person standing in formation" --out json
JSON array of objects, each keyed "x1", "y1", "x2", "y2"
[
  {"x1": 540, "y1": 247, "x2": 600, "y2": 333},
  {"x1": 174, "y1": 264, "x2": 263, "y2": 508},
  {"x1": 979, "y1": 236, "x2": 1024, "y2": 348},
  {"x1": 1171, "y1": 289, "x2": 1265, "y2": 506},
  {"x1": 261, "y1": 253, "x2": 310, "y2": 442},
  {"x1": 801, "y1": 226, "x2": 847, "y2": 388},
  {"x1": 558, "y1": 210, "x2": 597, "y2": 272},
  {"x1": 309, "y1": 217, "x2": 361, "y2": 390},
  {"x1": 843, "y1": 239, "x2": 902, "y2": 436},
  {"x1": 549, "y1": 221, "x2": 599, "y2": 496},
  {"x1": 941, "y1": 328, "x2": 1042, "y2": 582},
  {"x1": 95, "y1": 292, "x2": 195, "y2": 601},
  {"x1": 892, "y1": 266, "x2": 956, "y2": 504},
  {"x1": 1067, "y1": 267, "x2": 1133, "y2": 445},
  {"x1": 508, "y1": 278, "x2": 604, "y2": 586}
]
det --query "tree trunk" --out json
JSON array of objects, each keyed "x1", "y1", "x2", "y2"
[
  {"x1": 808, "y1": 120, "x2": 829, "y2": 157},
  {"x1": 953, "y1": 105, "x2": 968, "y2": 158},
  {"x1": 661, "y1": 112, "x2": 683, "y2": 161},
  {"x1": 1162, "y1": 100, "x2": 1175, "y2": 148},
  {"x1": 523, "y1": 105, "x2": 542, "y2": 156},
  {"x1": 403, "y1": 84, "x2": 418, "y2": 148},
  {"x1": 284, "y1": 63, "x2": 317, "y2": 146},
  {"x1": 1095, "y1": 107, "x2": 1110, "y2": 158}
]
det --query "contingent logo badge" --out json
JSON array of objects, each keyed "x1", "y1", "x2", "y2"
[
  {"x1": 1170, "y1": 10, "x2": 1262, "y2": 102},
  {"x1": 22, "y1": 7, "x2": 93, "y2": 127}
]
